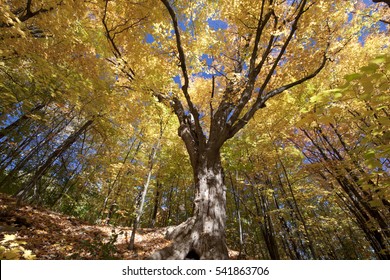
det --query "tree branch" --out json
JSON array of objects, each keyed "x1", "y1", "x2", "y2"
[
  {"x1": 263, "y1": 52, "x2": 328, "y2": 102},
  {"x1": 227, "y1": 1, "x2": 333, "y2": 139},
  {"x1": 229, "y1": 51, "x2": 328, "y2": 138},
  {"x1": 256, "y1": 0, "x2": 308, "y2": 98},
  {"x1": 160, "y1": 0, "x2": 206, "y2": 148},
  {"x1": 18, "y1": 0, "x2": 62, "y2": 22},
  {"x1": 372, "y1": 0, "x2": 390, "y2": 7},
  {"x1": 103, "y1": 0, "x2": 136, "y2": 81},
  {"x1": 226, "y1": 10, "x2": 278, "y2": 127}
]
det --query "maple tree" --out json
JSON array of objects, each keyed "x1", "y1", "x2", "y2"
[
  {"x1": 0, "y1": 0, "x2": 389, "y2": 260},
  {"x1": 107, "y1": 0, "x2": 371, "y2": 259}
]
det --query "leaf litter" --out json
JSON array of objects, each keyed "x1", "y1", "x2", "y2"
[
  {"x1": 0, "y1": 193, "x2": 170, "y2": 259},
  {"x1": 0, "y1": 193, "x2": 238, "y2": 260}
]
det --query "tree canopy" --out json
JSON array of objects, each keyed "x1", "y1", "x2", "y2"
[{"x1": 0, "y1": 0, "x2": 389, "y2": 259}]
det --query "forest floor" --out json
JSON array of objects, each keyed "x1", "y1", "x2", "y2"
[{"x1": 0, "y1": 193, "x2": 239, "y2": 260}]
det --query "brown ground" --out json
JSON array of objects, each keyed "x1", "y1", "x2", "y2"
[{"x1": 0, "y1": 193, "x2": 238, "y2": 260}]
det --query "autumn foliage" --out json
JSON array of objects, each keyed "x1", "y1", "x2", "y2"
[{"x1": 0, "y1": 0, "x2": 389, "y2": 259}]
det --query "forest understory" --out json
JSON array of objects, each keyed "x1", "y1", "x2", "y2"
[{"x1": 1, "y1": 193, "x2": 240, "y2": 260}]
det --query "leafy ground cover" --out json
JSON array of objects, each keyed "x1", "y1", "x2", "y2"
[
  {"x1": 0, "y1": 193, "x2": 238, "y2": 260},
  {"x1": 0, "y1": 193, "x2": 170, "y2": 260}
]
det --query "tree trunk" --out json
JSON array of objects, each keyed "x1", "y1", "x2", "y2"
[
  {"x1": 165, "y1": 182, "x2": 174, "y2": 225},
  {"x1": 99, "y1": 141, "x2": 135, "y2": 220},
  {"x1": 150, "y1": 181, "x2": 161, "y2": 228},
  {"x1": 0, "y1": 114, "x2": 74, "y2": 190},
  {"x1": 229, "y1": 172, "x2": 244, "y2": 259},
  {"x1": 0, "y1": 103, "x2": 45, "y2": 140},
  {"x1": 129, "y1": 140, "x2": 161, "y2": 250},
  {"x1": 150, "y1": 152, "x2": 229, "y2": 260},
  {"x1": 106, "y1": 201, "x2": 117, "y2": 225},
  {"x1": 14, "y1": 119, "x2": 93, "y2": 203}
]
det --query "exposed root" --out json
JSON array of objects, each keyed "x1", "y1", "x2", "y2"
[
  {"x1": 149, "y1": 217, "x2": 194, "y2": 260},
  {"x1": 149, "y1": 216, "x2": 229, "y2": 260},
  {"x1": 165, "y1": 217, "x2": 195, "y2": 240}
]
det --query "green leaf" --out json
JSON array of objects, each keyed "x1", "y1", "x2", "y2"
[
  {"x1": 370, "y1": 55, "x2": 386, "y2": 65},
  {"x1": 344, "y1": 73, "x2": 362, "y2": 82},
  {"x1": 360, "y1": 63, "x2": 379, "y2": 74}
]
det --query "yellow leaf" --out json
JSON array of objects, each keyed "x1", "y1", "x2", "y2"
[
  {"x1": 1, "y1": 234, "x2": 17, "y2": 244},
  {"x1": 23, "y1": 250, "x2": 36, "y2": 260},
  {"x1": 4, "y1": 248, "x2": 21, "y2": 260}
]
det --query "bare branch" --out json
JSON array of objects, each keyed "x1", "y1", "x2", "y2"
[
  {"x1": 228, "y1": 52, "x2": 328, "y2": 138},
  {"x1": 264, "y1": 52, "x2": 328, "y2": 101},
  {"x1": 102, "y1": 0, "x2": 136, "y2": 81},
  {"x1": 19, "y1": 0, "x2": 63, "y2": 22},
  {"x1": 160, "y1": 0, "x2": 206, "y2": 148},
  {"x1": 227, "y1": 0, "x2": 333, "y2": 138}
]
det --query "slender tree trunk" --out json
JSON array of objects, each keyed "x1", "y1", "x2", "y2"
[
  {"x1": 129, "y1": 140, "x2": 160, "y2": 250},
  {"x1": 257, "y1": 184, "x2": 280, "y2": 260},
  {"x1": 106, "y1": 201, "x2": 117, "y2": 225},
  {"x1": 273, "y1": 192, "x2": 302, "y2": 259},
  {"x1": 99, "y1": 141, "x2": 135, "y2": 220},
  {"x1": 0, "y1": 103, "x2": 45, "y2": 140},
  {"x1": 300, "y1": 129, "x2": 389, "y2": 259},
  {"x1": 229, "y1": 172, "x2": 244, "y2": 259},
  {"x1": 165, "y1": 182, "x2": 174, "y2": 225},
  {"x1": 271, "y1": 138, "x2": 318, "y2": 259},
  {"x1": 46, "y1": 128, "x2": 88, "y2": 207},
  {"x1": 0, "y1": 114, "x2": 74, "y2": 189},
  {"x1": 14, "y1": 119, "x2": 93, "y2": 203},
  {"x1": 150, "y1": 181, "x2": 161, "y2": 228}
]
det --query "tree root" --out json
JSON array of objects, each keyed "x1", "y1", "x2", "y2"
[
  {"x1": 149, "y1": 217, "x2": 195, "y2": 260},
  {"x1": 149, "y1": 216, "x2": 228, "y2": 260}
]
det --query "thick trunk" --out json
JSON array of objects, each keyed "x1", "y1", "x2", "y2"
[{"x1": 150, "y1": 152, "x2": 229, "y2": 260}]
